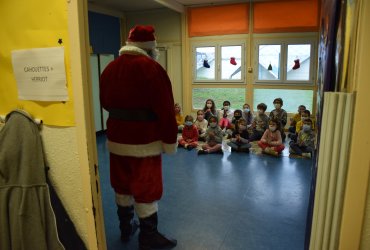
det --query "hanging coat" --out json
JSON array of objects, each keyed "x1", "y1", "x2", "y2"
[{"x1": 0, "y1": 110, "x2": 64, "y2": 250}]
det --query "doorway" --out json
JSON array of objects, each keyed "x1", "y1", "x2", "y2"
[{"x1": 84, "y1": 0, "x2": 356, "y2": 249}]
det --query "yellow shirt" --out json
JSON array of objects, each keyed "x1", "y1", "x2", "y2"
[
  {"x1": 296, "y1": 118, "x2": 316, "y2": 133},
  {"x1": 291, "y1": 113, "x2": 301, "y2": 126},
  {"x1": 175, "y1": 113, "x2": 184, "y2": 126}
]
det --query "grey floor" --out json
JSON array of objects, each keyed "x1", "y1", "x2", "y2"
[{"x1": 97, "y1": 133, "x2": 312, "y2": 250}]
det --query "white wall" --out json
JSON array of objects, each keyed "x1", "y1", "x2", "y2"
[
  {"x1": 125, "y1": 9, "x2": 181, "y2": 42},
  {"x1": 41, "y1": 127, "x2": 89, "y2": 242}
]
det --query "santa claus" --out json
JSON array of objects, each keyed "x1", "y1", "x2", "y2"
[{"x1": 100, "y1": 25, "x2": 178, "y2": 249}]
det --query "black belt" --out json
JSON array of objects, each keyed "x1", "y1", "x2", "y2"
[{"x1": 108, "y1": 108, "x2": 158, "y2": 121}]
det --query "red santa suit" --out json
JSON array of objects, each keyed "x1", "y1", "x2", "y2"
[{"x1": 100, "y1": 43, "x2": 177, "y2": 217}]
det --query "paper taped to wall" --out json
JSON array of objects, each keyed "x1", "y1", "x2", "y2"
[{"x1": 11, "y1": 47, "x2": 68, "y2": 101}]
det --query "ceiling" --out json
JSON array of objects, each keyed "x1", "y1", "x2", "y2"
[{"x1": 88, "y1": 0, "x2": 273, "y2": 13}]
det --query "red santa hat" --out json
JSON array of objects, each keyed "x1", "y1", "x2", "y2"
[{"x1": 126, "y1": 25, "x2": 157, "y2": 50}]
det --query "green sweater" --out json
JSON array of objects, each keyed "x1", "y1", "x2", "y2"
[{"x1": 0, "y1": 110, "x2": 64, "y2": 250}]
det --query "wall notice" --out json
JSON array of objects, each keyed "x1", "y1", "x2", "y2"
[{"x1": 11, "y1": 47, "x2": 68, "y2": 101}]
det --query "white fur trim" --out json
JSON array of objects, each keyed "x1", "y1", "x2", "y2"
[
  {"x1": 108, "y1": 140, "x2": 176, "y2": 157},
  {"x1": 108, "y1": 140, "x2": 161, "y2": 157},
  {"x1": 126, "y1": 40, "x2": 156, "y2": 50},
  {"x1": 119, "y1": 45, "x2": 149, "y2": 56},
  {"x1": 135, "y1": 202, "x2": 158, "y2": 218},
  {"x1": 115, "y1": 193, "x2": 134, "y2": 206},
  {"x1": 162, "y1": 142, "x2": 177, "y2": 155}
]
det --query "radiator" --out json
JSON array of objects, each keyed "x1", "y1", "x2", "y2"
[{"x1": 310, "y1": 92, "x2": 355, "y2": 250}]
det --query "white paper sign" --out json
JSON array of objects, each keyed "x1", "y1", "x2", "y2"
[{"x1": 11, "y1": 47, "x2": 68, "y2": 101}]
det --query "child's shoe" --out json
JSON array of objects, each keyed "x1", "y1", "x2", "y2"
[
  {"x1": 269, "y1": 150, "x2": 278, "y2": 156},
  {"x1": 302, "y1": 152, "x2": 311, "y2": 158},
  {"x1": 264, "y1": 147, "x2": 278, "y2": 156},
  {"x1": 289, "y1": 153, "x2": 303, "y2": 159},
  {"x1": 187, "y1": 145, "x2": 194, "y2": 151},
  {"x1": 197, "y1": 149, "x2": 208, "y2": 155},
  {"x1": 263, "y1": 147, "x2": 271, "y2": 154}
]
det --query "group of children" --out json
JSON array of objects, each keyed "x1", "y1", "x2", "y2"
[{"x1": 174, "y1": 98, "x2": 315, "y2": 158}]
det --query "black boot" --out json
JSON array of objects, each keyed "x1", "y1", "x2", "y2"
[
  {"x1": 117, "y1": 205, "x2": 139, "y2": 242},
  {"x1": 139, "y1": 213, "x2": 177, "y2": 249}
]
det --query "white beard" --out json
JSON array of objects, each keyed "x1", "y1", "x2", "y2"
[{"x1": 148, "y1": 48, "x2": 160, "y2": 61}]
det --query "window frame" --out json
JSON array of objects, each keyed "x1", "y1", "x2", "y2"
[
  {"x1": 254, "y1": 34, "x2": 317, "y2": 86},
  {"x1": 187, "y1": 33, "x2": 318, "y2": 115},
  {"x1": 192, "y1": 37, "x2": 247, "y2": 84}
]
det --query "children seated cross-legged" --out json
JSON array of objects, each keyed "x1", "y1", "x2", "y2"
[
  {"x1": 249, "y1": 103, "x2": 269, "y2": 141},
  {"x1": 291, "y1": 110, "x2": 315, "y2": 142},
  {"x1": 198, "y1": 116, "x2": 223, "y2": 155},
  {"x1": 296, "y1": 110, "x2": 315, "y2": 133},
  {"x1": 227, "y1": 118, "x2": 251, "y2": 153},
  {"x1": 229, "y1": 109, "x2": 243, "y2": 137},
  {"x1": 174, "y1": 103, "x2": 184, "y2": 132},
  {"x1": 269, "y1": 98, "x2": 288, "y2": 142},
  {"x1": 203, "y1": 99, "x2": 218, "y2": 122},
  {"x1": 258, "y1": 118, "x2": 285, "y2": 156},
  {"x1": 288, "y1": 105, "x2": 306, "y2": 139},
  {"x1": 289, "y1": 118, "x2": 315, "y2": 158},
  {"x1": 194, "y1": 110, "x2": 208, "y2": 141},
  {"x1": 178, "y1": 115, "x2": 199, "y2": 151},
  {"x1": 218, "y1": 100, "x2": 234, "y2": 133},
  {"x1": 241, "y1": 103, "x2": 254, "y2": 130}
]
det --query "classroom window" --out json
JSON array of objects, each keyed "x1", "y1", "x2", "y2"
[
  {"x1": 286, "y1": 44, "x2": 311, "y2": 81},
  {"x1": 255, "y1": 38, "x2": 316, "y2": 85},
  {"x1": 253, "y1": 89, "x2": 314, "y2": 113},
  {"x1": 195, "y1": 46, "x2": 215, "y2": 81},
  {"x1": 192, "y1": 88, "x2": 246, "y2": 110},
  {"x1": 189, "y1": 34, "x2": 316, "y2": 114},
  {"x1": 221, "y1": 46, "x2": 242, "y2": 80},
  {"x1": 258, "y1": 45, "x2": 281, "y2": 81},
  {"x1": 193, "y1": 41, "x2": 245, "y2": 83}
]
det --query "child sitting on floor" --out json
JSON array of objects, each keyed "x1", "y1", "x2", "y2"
[
  {"x1": 231, "y1": 109, "x2": 243, "y2": 130},
  {"x1": 174, "y1": 103, "x2": 184, "y2": 132},
  {"x1": 291, "y1": 110, "x2": 315, "y2": 142},
  {"x1": 194, "y1": 110, "x2": 208, "y2": 141},
  {"x1": 250, "y1": 103, "x2": 269, "y2": 141},
  {"x1": 289, "y1": 118, "x2": 315, "y2": 158},
  {"x1": 203, "y1": 99, "x2": 218, "y2": 122},
  {"x1": 218, "y1": 100, "x2": 234, "y2": 131},
  {"x1": 178, "y1": 115, "x2": 199, "y2": 150},
  {"x1": 269, "y1": 98, "x2": 287, "y2": 142},
  {"x1": 296, "y1": 110, "x2": 315, "y2": 133},
  {"x1": 227, "y1": 118, "x2": 251, "y2": 153},
  {"x1": 198, "y1": 116, "x2": 223, "y2": 155},
  {"x1": 258, "y1": 118, "x2": 285, "y2": 156},
  {"x1": 288, "y1": 105, "x2": 306, "y2": 138},
  {"x1": 228, "y1": 109, "x2": 243, "y2": 137},
  {"x1": 241, "y1": 103, "x2": 254, "y2": 130}
]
